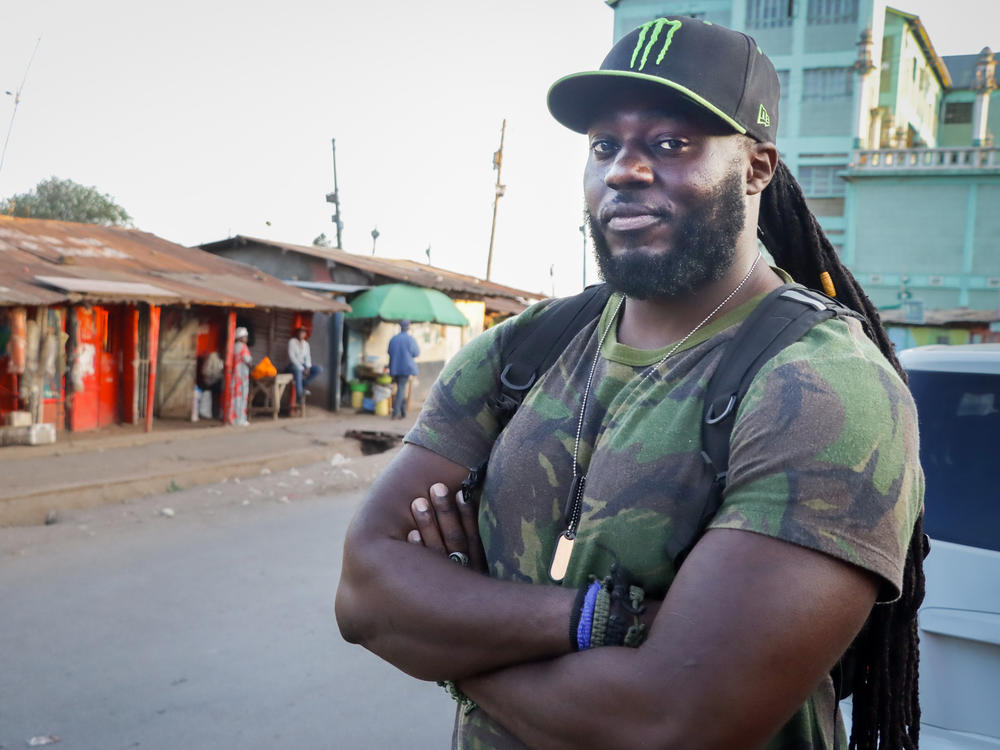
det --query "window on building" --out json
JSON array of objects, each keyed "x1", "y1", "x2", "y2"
[
  {"x1": 807, "y1": 0, "x2": 858, "y2": 24},
  {"x1": 798, "y1": 165, "x2": 847, "y2": 196},
  {"x1": 746, "y1": 0, "x2": 794, "y2": 28},
  {"x1": 944, "y1": 101, "x2": 973, "y2": 124},
  {"x1": 802, "y1": 68, "x2": 853, "y2": 99}
]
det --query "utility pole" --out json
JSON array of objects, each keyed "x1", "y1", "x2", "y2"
[
  {"x1": 371, "y1": 227, "x2": 379, "y2": 255},
  {"x1": 485, "y1": 119, "x2": 507, "y2": 281},
  {"x1": 325, "y1": 138, "x2": 344, "y2": 249},
  {"x1": 1, "y1": 36, "x2": 41, "y2": 179}
]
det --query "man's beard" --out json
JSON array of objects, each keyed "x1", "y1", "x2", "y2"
[{"x1": 587, "y1": 170, "x2": 747, "y2": 300}]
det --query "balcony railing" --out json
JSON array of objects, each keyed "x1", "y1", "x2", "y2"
[{"x1": 851, "y1": 147, "x2": 1000, "y2": 171}]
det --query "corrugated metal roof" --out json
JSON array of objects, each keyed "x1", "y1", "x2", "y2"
[
  {"x1": 199, "y1": 236, "x2": 544, "y2": 308},
  {"x1": 35, "y1": 276, "x2": 180, "y2": 297},
  {"x1": 287, "y1": 280, "x2": 372, "y2": 294},
  {"x1": 0, "y1": 217, "x2": 348, "y2": 312},
  {"x1": 482, "y1": 295, "x2": 534, "y2": 315}
]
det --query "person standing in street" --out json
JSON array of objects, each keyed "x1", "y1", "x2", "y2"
[
  {"x1": 387, "y1": 320, "x2": 419, "y2": 420},
  {"x1": 336, "y1": 16, "x2": 926, "y2": 750},
  {"x1": 286, "y1": 326, "x2": 321, "y2": 401}
]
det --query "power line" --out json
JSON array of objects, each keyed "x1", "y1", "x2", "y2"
[{"x1": 1, "y1": 36, "x2": 42, "y2": 180}]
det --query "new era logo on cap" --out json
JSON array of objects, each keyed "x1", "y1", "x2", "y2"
[{"x1": 757, "y1": 105, "x2": 771, "y2": 128}]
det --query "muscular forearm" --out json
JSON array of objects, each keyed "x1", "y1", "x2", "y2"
[
  {"x1": 338, "y1": 538, "x2": 575, "y2": 680},
  {"x1": 461, "y1": 528, "x2": 879, "y2": 750},
  {"x1": 461, "y1": 647, "x2": 694, "y2": 750},
  {"x1": 335, "y1": 445, "x2": 577, "y2": 681}
]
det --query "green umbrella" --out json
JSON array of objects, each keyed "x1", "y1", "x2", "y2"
[{"x1": 345, "y1": 283, "x2": 470, "y2": 326}]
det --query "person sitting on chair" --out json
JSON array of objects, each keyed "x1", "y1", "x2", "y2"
[{"x1": 285, "y1": 326, "x2": 321, "y2": 400}]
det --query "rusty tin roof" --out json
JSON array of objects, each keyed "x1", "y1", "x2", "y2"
[
  {"x1": 199, "y1": 236, "x2": 544, "y2": 309},
  {"x1": 0, "y1": 217, "x2": 348, "y2": 312}
]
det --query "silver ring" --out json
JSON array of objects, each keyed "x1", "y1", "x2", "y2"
[{"x1": 448, "y1": 551, "x2": 470, "y2": 567}]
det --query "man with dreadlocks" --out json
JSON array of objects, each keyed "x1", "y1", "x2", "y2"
[{"x1": 336, "y1": 16, "x2": 924, "y2": 750}]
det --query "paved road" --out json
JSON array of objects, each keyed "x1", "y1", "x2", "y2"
[{"x1": 0, "y1": 466, "x2": 455, "y2": 750}]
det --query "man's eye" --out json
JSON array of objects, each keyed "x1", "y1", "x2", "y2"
[
  {"x1": 656, "y1": 138, "x2": 685, "y2": 151},
  {"x1": 591, "y1": 139, "x2": 617, "y2": 155}
]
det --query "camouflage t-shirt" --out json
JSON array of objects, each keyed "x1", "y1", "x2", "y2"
[{"x1": 406, "y1": 286, "x2": 923, "y2": 750}]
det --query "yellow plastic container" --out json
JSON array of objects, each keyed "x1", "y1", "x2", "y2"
[
  {"x1": 374, "y1": 398, "x2": 390, "y2": 417},
  {"x1": 351, "y1": 390, "x2": 364, "y2": 409}
]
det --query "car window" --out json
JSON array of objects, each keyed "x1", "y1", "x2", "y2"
[{"x1": 906, "y1": 370, "x2": 1000, "y2": 552}]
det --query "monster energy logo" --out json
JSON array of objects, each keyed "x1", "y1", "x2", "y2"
[{"x1": 630, "y1": 18, "x2": 682, "y2": 72}]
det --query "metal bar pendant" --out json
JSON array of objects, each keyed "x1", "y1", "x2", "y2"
[{"x1": 549, "y1": 531, "x2": 575, "y2": 583}]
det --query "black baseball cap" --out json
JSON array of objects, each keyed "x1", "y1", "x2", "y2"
[{"x1": 548, "y1": 16, "x2": 780, "y2": 143}]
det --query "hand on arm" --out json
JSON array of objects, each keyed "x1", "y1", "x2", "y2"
[
  {"x1": 407, "y1": 483, "x2": 488, "y2": 574},
  {"x1": 335, "y1": 444, "x2": 577, "y2": 681}
]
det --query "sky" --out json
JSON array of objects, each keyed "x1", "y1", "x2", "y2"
[{"x1": 1, "y1": 0, "x2": 998, "y2": 299}]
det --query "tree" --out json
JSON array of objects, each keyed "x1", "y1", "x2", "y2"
[
  {"x1": 312, "y1": 233, "x2": 333, "y2": 248},
  {"x1": 1, "y1": 176, "x2": 132, "y2": 226}
]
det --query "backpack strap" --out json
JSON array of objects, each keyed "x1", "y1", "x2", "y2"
[
  {"x1": 676, "y1": 284, "x2": 863, "y2": 564},
  {"x1": 490, "y1": 283, "x2": 613, "y2": 428},
  {"x1": 464, "y1": 284, "x2": 613, "y2": 502}
]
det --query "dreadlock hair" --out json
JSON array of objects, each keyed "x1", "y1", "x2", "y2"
[{"x1": 758, "y1": 160, "x2": 928, "y2": 750}]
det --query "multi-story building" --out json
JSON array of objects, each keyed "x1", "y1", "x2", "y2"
[{"x1": 604, "y1": 1, "x2": 1000, "y2": 327}]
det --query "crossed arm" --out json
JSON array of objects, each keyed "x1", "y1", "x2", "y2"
[{"x1": 335, "y1": 443, "x2": 878, "y2": 749}]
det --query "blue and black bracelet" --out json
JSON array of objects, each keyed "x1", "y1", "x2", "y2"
[{"x1": 575, "y1": 580, "x2": 602, "y2": 650}]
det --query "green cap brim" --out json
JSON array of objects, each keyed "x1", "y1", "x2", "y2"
[{"x1": 547, "y1": 70, "x2": 748, "y2": 136}]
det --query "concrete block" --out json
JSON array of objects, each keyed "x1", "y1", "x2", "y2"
[
  {"x1": 4, "y1": 411, "x2": 31, "y2": 427},
  {"x1": 0, "y1": 423, "x2": 56, "y2": 447}
]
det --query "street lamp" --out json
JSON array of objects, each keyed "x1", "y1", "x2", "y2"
[{"x1": 371, "y1": 227, "x2": 380, "y2": 255}]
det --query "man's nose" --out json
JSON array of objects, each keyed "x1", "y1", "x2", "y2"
[{"x1": 605, "y1": 148, "x2": 654, "y2": 189}]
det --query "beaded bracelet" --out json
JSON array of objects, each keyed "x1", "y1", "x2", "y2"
[
  {"x1": 590, "y1": 584, "x2": 611, "y2": 648},
  {"x1": 576, "y1": 580, "x2": 601, "y2": 650},
  {"x1": 571, "y1": 573, "x2": 648, "y2": 652}
]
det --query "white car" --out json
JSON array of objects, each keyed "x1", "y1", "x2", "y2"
[{"x1": 895, "y1": 345, "x2": 1000, "y2": 748}]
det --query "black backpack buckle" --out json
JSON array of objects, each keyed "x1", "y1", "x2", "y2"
[{"x1": 499, "y1": 364, "x2": 536, "y2": 392}]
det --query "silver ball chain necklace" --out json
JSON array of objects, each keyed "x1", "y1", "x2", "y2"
[{"x1": 548, "y1": 250, "x2": 764, "y2": 582}]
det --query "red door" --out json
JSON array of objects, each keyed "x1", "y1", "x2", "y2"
[
  {"x1": 69, "y1": 306, "x2": 121, "y2": 431},
  {"x1": 70, "y1": 307, "x2": 98, "y2": 431},
  {"x1": 95, "y1": 307, "x2": 120, "y2": 427}
]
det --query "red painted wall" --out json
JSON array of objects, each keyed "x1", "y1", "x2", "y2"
[
  {"x1": 0, "y1": 358, "x2": 17, "y2": 418},
  {"x1": 95, "y1": 307, "x2": 119, "y2": 427},
  {"x1": 121, "y1": 306, "x2": 140, "y2": 424},
  {"x1": 196, "y1": 313, "x2": 223, "y2": 357},
  {"x1": 68, "y1": 305, "x2": 124, "y2": 432},
  {"x1": 146, "y1": 306, "x2": 160, "y2": 432},
  {"x1": 69, "y1": 307, "x2": 99, "y2": 431}
]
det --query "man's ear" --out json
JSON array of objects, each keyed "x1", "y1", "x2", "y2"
[{"x1": 745, "y1": 141, "x2": 778, "y2": 196}]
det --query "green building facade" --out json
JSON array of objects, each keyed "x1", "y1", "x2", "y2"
[{"x1": 604, "y1": 0, "x2": 1000, "y2": 315}]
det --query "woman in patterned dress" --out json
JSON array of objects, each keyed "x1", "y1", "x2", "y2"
[{"x1": 227, "y1": 327, "x2": 252, "y2": 425}]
